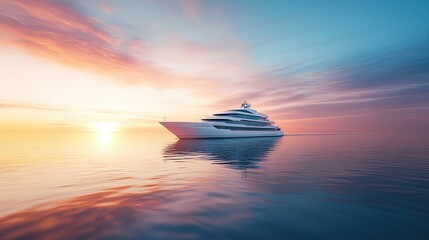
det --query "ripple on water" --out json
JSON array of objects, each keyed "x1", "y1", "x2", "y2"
[{"x1": 0, "y1": 133, "x2": 429, "y2": 239}]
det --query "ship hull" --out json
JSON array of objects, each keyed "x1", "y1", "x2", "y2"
[{"x1": 159, "y1": 122, "x2": 284, "y2": 139}]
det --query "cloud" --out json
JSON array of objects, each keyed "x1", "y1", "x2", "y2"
[
  {"x1": 1, "y1": 1, "x2": 428, "y2": 132},
  {"x1": 210, "y1": 39, "x2": 429, "y2": 131},
  {"x1": 0, "y1": 0, "x2": 249, "y2": 92},
  {"x1": 0, "y1": 0, "x2": 168, "y2": 84},
  {"x1": 177, "y1": 0, "x2": 201, "y2": 19},
  {"x1": 0, "y1": 100, "x2": 133, "y2": 117},
  {"x1": 99, "y1": 0, "x2": 113, "y2": 14},
  {"x1": 328, "y1": 40, "x2": 429, "y2": 88},
  {"x1": 0, "y1": 101, "x2": 66, "y2": 112},
  {"x1": 145, "y1": 35, "x2": 251, "y2": 82}
]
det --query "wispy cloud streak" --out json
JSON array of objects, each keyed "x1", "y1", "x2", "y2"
[
  {"x1": 213, "y1": 39, "x2": 429, "y2": 131},
  {"x1": 0, "y1": 0, "x2": 167, "y2": 83}
]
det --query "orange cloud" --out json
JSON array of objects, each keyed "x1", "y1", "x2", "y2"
[
  {"x1": 0, "y1": 0, "x2": 253, "y2": 93},
  {"x1": 0, "y1": 0, "x2": 166, "y2": 84},
  {"x1": 0, "y1": 101, "x2": 65, "y2": 112}
]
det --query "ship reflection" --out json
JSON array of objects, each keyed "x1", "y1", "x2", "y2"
[{"x1": 163, "y1": 137, "x2": 282, "y2": 173}]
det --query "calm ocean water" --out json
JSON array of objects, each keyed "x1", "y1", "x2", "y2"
[{"x1": 0, "y1": 132, "x2": 428, "y2": 239}]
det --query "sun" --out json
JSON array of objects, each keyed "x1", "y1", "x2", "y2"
[
  {"x1": 92, "y1": 122, "x2": 119, "y2": 144},
  {"x1": 94, "y1": 122, "x2": 118, "y2": 133}
]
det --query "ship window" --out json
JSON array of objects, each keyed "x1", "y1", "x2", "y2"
[
  {"x1": 203, "y1": 119, "x2": 231, "y2": 122},
  {"x1": 214, "y1": 113, "x2": 264, "y2": 120},
  {"x1": 240, "y1": 120, "x2": 270, "y2": 126},
  {"x1": 213, "y1": 125, "x2": 277, "y2": 131},
  {"x1": 233, "y1": 109, "x2": 253, "y2": 114}
]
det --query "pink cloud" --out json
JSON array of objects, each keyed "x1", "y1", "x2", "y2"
[
  {"x1": 0, "y1": 0, "x2": 250, "y2": 92},
  {"x1": 0, "y1": 0, "x2": 167, "y2": 84},
  {"x1": 99, "y1": 1, "x2": 113, "y2": 14},
  {"x1": 177, "y1": 0, "x2": 201, "y2": 19}
]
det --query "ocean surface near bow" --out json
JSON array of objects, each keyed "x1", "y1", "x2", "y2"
[{"x1": 0, "y1": 132, "x2": 428, "y2": 239}]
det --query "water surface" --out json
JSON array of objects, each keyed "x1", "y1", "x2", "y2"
[{"x1": 0, "y1": 132, "x2": 428, "y2": 239}]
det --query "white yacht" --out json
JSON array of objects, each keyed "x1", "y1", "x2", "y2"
[{"x1": 160, "y1": 101, "x2": 284, "y2": 139}]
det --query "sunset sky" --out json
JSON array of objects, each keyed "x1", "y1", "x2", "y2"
[{"x1": 1, "y1": 0, "x2": 429, "y2": 132}]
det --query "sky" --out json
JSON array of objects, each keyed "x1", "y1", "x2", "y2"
[{"x1": 1, "y1": 0, "x2": 429, "y2": 133}]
